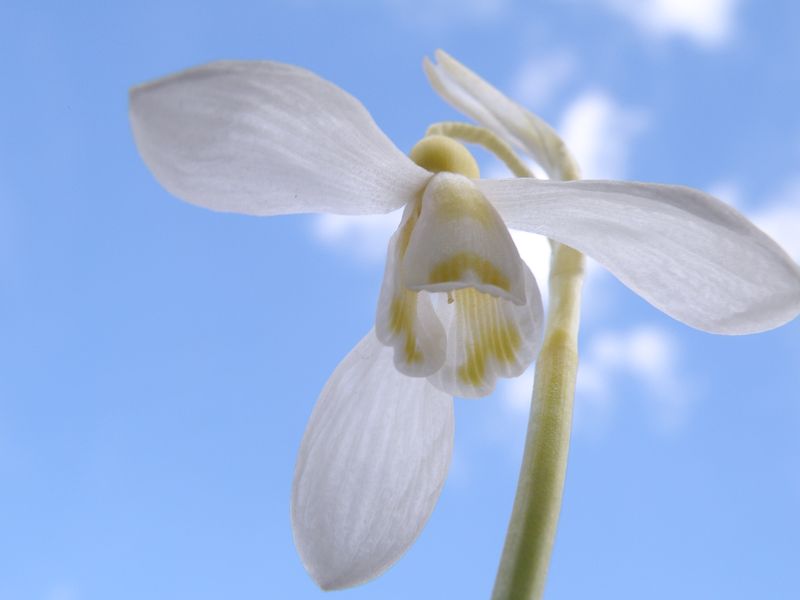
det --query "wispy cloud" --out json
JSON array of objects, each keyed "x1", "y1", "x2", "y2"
[
  {"x1": 509, "y1": 230, "x2": 552, "y2": 297},
  {"x1": 706, "y1": 176, "x2": 800, "y2": 262},
  {"x1": 510, "y1": 51, "x2": 578, "y2": 110},
  {"x1": 559, "y1": 91, "x2": 648, "y2": 179},
  {"x1": 706, "y1": 180, "x2": 743, "y2": 209},
  {"x1": 593, "y1": 0, "x2": 742, "y2": 47},
  {"x1": 576, "y1": 325, "x2": 689, "y2": 433},
  {"x1": 311, "y1": 210, "x2": 401, "y2": 265},
  {"x1": 503, "y1": 325, "x2": 690, "y2": 434},
  {"x1": 507, "y1": 228, "x2": 609, "y2": 323},
  {"x1": 748, "y1": 177, "x2": 800, "y2": 262},
  {"x1": 502, "y1": 365, "x2": 536, "y2": 414}
]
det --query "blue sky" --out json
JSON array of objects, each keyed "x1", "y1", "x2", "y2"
[{"x1": 1, "y1": 1, "x2": 799, "y2": 599}]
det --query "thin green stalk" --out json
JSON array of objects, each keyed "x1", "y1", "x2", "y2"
[
  {"x1": 491, "y1": 242, "x2": 585, "y2": 600},
  {"x1": 426, "y1": 122, "x2": 533, "y2": 178}
]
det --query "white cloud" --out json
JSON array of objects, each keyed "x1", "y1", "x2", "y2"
[
  {"x1": 508, "y1": 229, "x2": 609, "y2": 321},
  {"x1": 559, "y1": 91, "x2": 648, "y2": 179},
  {"x1": 510, "y1": 52, "x2": 578, "y2": 109},
  {"x1": 503, "y1": 365, "x2": 536, "y2": 413},
  {"x1": 747, "y1": 177, "x2": 800, "y2": 262},
  {"x1": 503, "y1": 325, "x2": 690, "y2": 434},
  {"x1": 588, "y1": 326, "x2": 675, "y2": 381},
  {"x1": 707, "y1": 176, "x2": 800, "y2": 262},
  {"x1": 596, "y1": 0, "x2": 741, "y2": 47},
  {"x1": 754, "y1": 206, "x2": 800, "y2": 262},
  {"x1": 706, "y1": 180, "x2": 743, "y2": 209},
  {"x1": 576, "y1": 325, "x2": 689, "y2": 433},
  {"x1": 509, "y1": 229, "x2": 552, "y2": 296},
  {"x1": 311, "y1": 210, "x2": 401, "y2": 265}
]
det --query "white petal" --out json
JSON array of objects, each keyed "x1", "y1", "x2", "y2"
[
  {"x1": 292, "y1": 329, "x2": 454, "y2": 590},
  {"x1": 376, "y1": 199, "x2": 447, "y2": 377},
  {"x1": 424, "y1": 50, "x2": 578, "y2": 180},
  {"x1": 130, "y1": 61, "x2": 430, "y2": 216},
  {"x1": 403, "y1": 173, "x2": 526, "y2": 305},
  {"x1": 478, "y1": 178, "x2": 800, "y2": 334},
  {"x1": 427, "y1": 264, "x2": 544, "y2": 398}
]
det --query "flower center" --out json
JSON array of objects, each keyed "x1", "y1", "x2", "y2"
[{"x1": 374, "y1": 136, "x2": 541, "y2": 396}]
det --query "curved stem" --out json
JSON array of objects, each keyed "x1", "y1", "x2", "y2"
[
  {"x1": 491, "y1": 243, "x2": 585, "y2": 600},
  {"x1": 426, "y1": 121, "x2": 534, "y2": 179}
]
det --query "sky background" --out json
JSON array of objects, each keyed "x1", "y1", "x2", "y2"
[{"x1": 1, "y1": 1, "x2": 799, "y2": 599}]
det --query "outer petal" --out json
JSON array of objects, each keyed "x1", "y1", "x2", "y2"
[
  {"x1": 424, "y1": 50, "x2": 578, "y2": 180},
  {"x1": 130, "y1": 61, "x2": 430, "y2": 216},
  {"x1": 478, "y1": 178, "x2": 800, "y2": 334},
  {"x1": 376, "y1": 198, "x2": 447, "y2": 377},
  {"x1": 292, "y1": 329, "x2": 454, "y2": 590},
  {"x1": 427, "y1": 264, "x2": 544, "y2": 398}
]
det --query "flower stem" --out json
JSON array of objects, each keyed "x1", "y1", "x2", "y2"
[{"x1": 491, "y1": 242, "x2": 585, "y2": 600}]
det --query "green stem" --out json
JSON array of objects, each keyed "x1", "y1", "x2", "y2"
[
  {"x1": 427, "y1": 120, "x2": 583, "y2": 598},
  {"x1": 491, "y1": 243, "x2": 585, "y2": 600}
]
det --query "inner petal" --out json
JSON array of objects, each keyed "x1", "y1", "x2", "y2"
[
  {"x1": 402, "y1": 172, "x2": 526, "y2": 305},
  {"x1": 427, "y1": 264, "x2": 543, "y2": 398}
]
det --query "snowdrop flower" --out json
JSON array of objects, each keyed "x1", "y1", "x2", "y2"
[{"x1": 129, "y1": 58, "x2": 800, "y2": 591}]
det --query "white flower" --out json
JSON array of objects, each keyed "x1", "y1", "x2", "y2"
[{"x1": 129, "y1": 57, "x2": 800, "y2": 590}]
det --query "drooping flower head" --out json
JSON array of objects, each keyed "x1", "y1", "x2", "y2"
[{"x1": 129, "y1": 53, "x2": 800, "y2": 590}]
